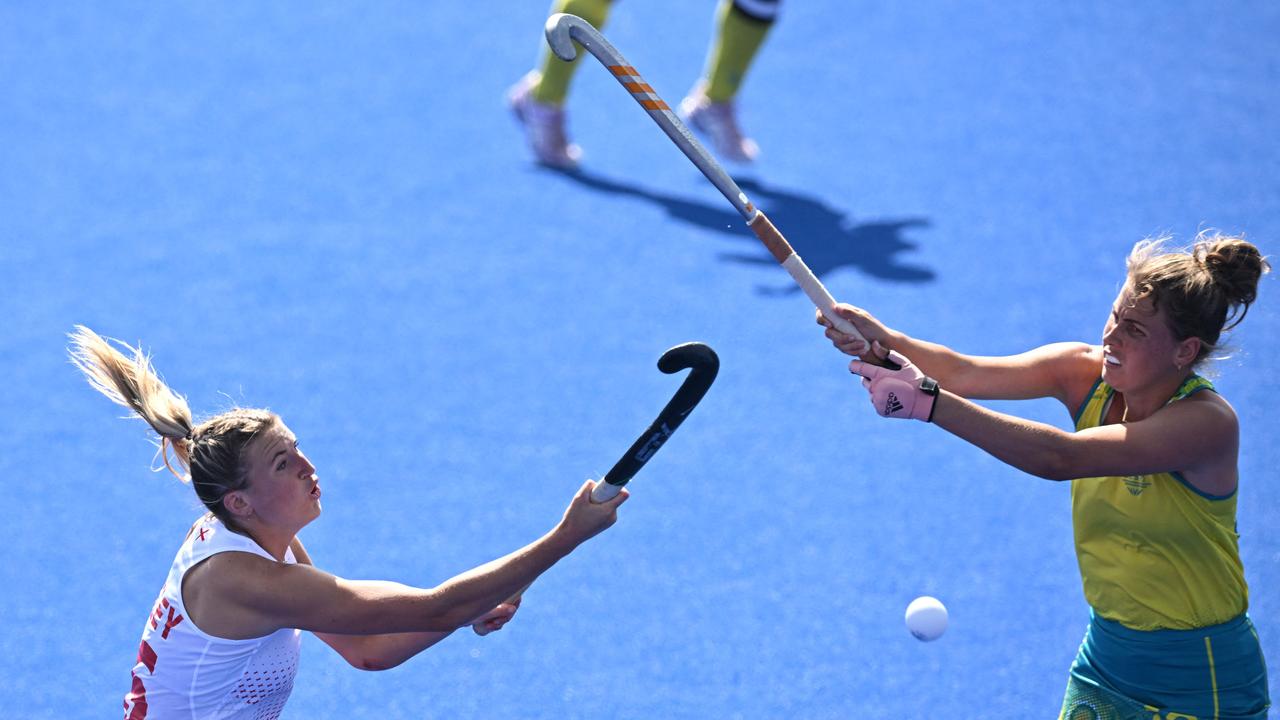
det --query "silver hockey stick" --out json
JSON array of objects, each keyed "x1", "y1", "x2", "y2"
[{"x1": 544, "y1": 13, "x2": 870, "y2": 344}]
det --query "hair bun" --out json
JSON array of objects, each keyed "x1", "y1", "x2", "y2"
[{"x1": 1195, "y1": 235, "x2": 1269, "y2": 307}]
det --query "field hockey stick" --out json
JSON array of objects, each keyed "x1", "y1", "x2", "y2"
[
  {"x1": 475, "y1": 343, "x2": 716, "y2": 636},
  {"x1": 545, "y1": 13, "x2": 873, "y2": 352},
  {"x1": 590, "y1": 342, "x2": 719, "y2": 503}
]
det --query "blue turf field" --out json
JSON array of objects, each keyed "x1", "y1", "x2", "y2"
[{"x1": 2, "y1": 3, "x2": 1277, "y2": 717}]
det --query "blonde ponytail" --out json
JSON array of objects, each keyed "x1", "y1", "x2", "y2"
[
  {"x1": 68, "y1": 325, "x2": 195, "y2": 478},
  {"x1": 70, "y1": 326, "x2": 280, "y2": 528}
]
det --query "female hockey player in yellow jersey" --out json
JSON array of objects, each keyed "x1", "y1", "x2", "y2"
[{"x1": 818, "y1": 234, "x2": 1271, "y2": 720}]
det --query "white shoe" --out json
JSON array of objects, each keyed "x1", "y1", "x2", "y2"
[
  {"x1": 507, "y1": 72, "x2": 582, "y2": 169},
  {"x1": 679, "y1": 83, "x2": 759, "y2": 163}
]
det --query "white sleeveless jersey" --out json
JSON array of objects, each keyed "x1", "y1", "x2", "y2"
[{"x1": 122, "y1": 515, "x2": 302, "y2": 719}]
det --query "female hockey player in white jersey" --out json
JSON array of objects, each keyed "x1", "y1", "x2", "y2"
[{"x1": 70, "y1": 326, "x2": 627, "y2": 719}]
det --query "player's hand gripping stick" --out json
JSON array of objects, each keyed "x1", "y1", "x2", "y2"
[
  {"x1": 849, "y1": 346, "x2": 939, "y2": 422},
  {"x1": 546, "y1": 14, "x2": 886, "y2": 367},
  {"x1": 590, "y1": 342, "x2": 719, "y2": 503}
]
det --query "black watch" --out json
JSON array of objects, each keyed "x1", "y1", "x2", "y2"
[{"x1": 919, "y1": 376, "x2": 940, "y2": 422}]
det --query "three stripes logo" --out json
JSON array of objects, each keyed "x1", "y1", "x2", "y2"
[
  {"x1": 883, "y1": 392, "x2": 905, "y2": 416},
  {"x1": 1123, "y1": 475, "x2": 1151, "y2": 496}
]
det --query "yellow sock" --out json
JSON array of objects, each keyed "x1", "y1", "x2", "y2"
[
  {"x1": 703, "y1": 1, "x2": 774, "y2": 103},
  {"x1": 531, "y1": 0, "x2": 613, "y2": 105}
]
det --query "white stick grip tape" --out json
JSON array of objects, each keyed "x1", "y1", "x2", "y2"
[
  {"x1": 780, "y1": 254, "x2": 867, "y2": 343},
  {"x1": 591, "y1": 480, "x2": 622, "y2": 503}
]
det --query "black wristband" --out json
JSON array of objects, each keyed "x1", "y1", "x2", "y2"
[{"x1": 919, "y1": 377, "x2": 940, "y2": 423}]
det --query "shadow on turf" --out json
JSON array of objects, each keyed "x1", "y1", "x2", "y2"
[{"x1": 543, "y1": 167, "x2": 935, "y2": 292}]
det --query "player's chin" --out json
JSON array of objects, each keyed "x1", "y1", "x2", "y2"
[{"x1": 1100, "y1": 362, "x2": 1121, "y2": 386}]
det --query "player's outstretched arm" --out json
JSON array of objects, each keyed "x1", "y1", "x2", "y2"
[
  {"x1": 188, "y1": 481, "x2": 625, "y2": 648},
  {"x1": 817, "y1": 304, "x2": 1098, "y2": 404},
  {"x1": 928, "y1": 386, "x2": 1236, "y2": 484},
  {"x1": 290, "y1": 539, "x2": 520, "y2": 671},
  {"x1": 309, "y1": 596, "x2": 523, "y2": 671},
  {"x1": 849, "y1": 353, "x2": 1238, "y2": 486}
]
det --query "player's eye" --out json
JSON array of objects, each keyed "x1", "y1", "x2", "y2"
[{"x1": 275, "y1": 440, "x2": 302, "y2": 472}]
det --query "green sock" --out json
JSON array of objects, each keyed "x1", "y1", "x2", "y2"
[
  {"x1": 531, "y1": 0, "x2": 613, "y2": 105},
  {"x1": 703, "y1": 1, "x2": 774, "y2": 103}
]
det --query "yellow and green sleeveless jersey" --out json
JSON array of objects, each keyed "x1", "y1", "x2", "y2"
[{"x1": 1070, "y1": 374, "x2": 1248, "y2": 630}]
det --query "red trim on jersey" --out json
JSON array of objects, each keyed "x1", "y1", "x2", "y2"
[
  {"x1": 137, "y1": 640, "x2": 157, "y2": 673},
  {"x1": 124, "y1": 673, "x2": 148, "y2": 719}
]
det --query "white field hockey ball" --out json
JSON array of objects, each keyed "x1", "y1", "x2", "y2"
[{"x1": 905, "y1": 596, "x2": 948, "y2": 641}]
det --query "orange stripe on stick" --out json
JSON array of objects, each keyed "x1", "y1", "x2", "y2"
[
  {"x1": 639, "y1": 99, "x2": 669, "y2": 111},
  {"x1": 608, "y1": 65, "x2": 638, "y2": 76},
  {"x1": 623, "y1": 82, "x2": 655, "y2": 94}
]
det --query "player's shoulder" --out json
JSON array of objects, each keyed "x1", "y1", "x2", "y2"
[
  {"x1": 1041, "y1": 342, "x2": 1102, "y2": 376},
  {"x1": 1140, "y1": 389, "x2": 1239, "y2": 478},
  {"x1": 1035, "y1": 342, "x2": 1103, "y2": 411},
  {"x1": 187, "y1": 550, "x2": 298, "y2": 615},
  {"x1": 189, "y1": 549, "x2": 283, "y2": 589},
  {"x1": 1023, "y1": 342, "x2": 1100, "y2": 382},
  {"x1": 1034, "y1": 341, "x2": 1100, "y2": 362},
  {"x1": 183, "y1": 550, "x2": 304, "y2": 638},
  {"x1": 1164, "y1": 383, "x2": 1238, "y2": 430}
]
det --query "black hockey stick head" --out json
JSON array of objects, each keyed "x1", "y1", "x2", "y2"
[
  {"x1": 657, "y1": 341, "x2": 719, "y2": 376},
  {"x1": 598, "y1": 342, "x2": 719, "y2": 490},
  {"x1": 655, "y1": 342, "x2": 718, "y2": 421}
]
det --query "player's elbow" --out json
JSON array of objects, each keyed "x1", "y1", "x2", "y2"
[
  {"x1": 329, "y1": 634, "x2": 414, "y2": 672},
  {"x1": 1031, "y1": 436, "x2": 1086, "y2": 481},
  {"x1": 328, "y1": 637, "x2": 400, "y2": 672},
  {"x1": 1035, "y1": 460, "x2": 1077, "y2": 482},
  {"x1": 353, "y1": 654, "x2": 407, "y2": 672}
]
